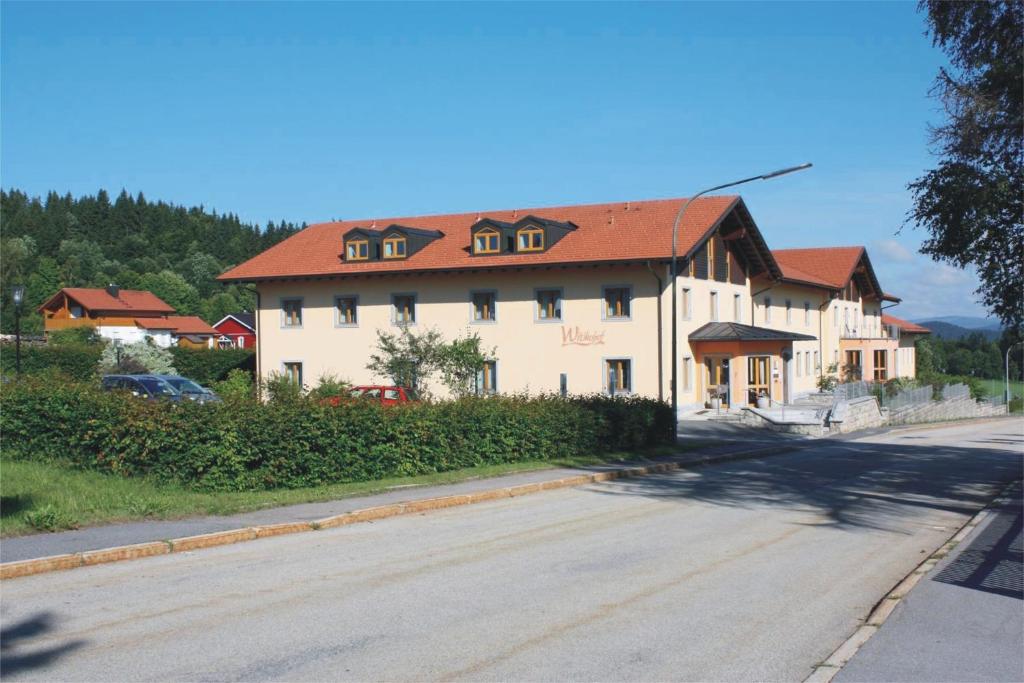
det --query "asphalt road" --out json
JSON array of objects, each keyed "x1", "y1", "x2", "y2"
[{"x1": 2, "y1": 419, "x2": 1021, "y2": 682}]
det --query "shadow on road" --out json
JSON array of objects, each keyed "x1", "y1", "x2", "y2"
[
  {"x1": 591, "y1": 438, "x2": 1023, "y2": 532},
  {"x1": 933, "y1": 490, "x2": 1023, "y2": 600},
  {"x1": 0, "y1": 612, "x2": 86, "y2": 677}
]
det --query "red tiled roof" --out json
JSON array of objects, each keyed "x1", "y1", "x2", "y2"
[
  {"x1": 134, "y1": 316, "x2": 217, "y2": 335},
  {"x1": 882, "y1": 314, "x2": 931, "y2": 334},
  {"x1": 163, "y1": 316, "x2": 218, "y2": 335},
  {"x1": 39, "y1": 288, "x2": 175, "y2": 314},
  {"x1": 134, "y1": 318, "x2": 176, "y2": 330},
  {"x1": 771, "y1": 247, "x2": 865, "y2": 289},
  {"x1": 218, "y1": 196, "x2": 742, "y2": 282}
]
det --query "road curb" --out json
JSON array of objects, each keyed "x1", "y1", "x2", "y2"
[
  {"x1": 803, "y1": 479, "x2": 1020, "y2": 683},
  {"x1": 0, "y1": 441, "x2": 808, "y2": 581}
]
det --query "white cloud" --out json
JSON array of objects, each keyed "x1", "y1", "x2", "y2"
[{"x1": 871, "y1": 239, "x2": 916, "y2": 264}]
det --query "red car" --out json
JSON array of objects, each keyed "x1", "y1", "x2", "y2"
[{"x1": 321, "y1": 385, "x2": 419, "y2": 407}]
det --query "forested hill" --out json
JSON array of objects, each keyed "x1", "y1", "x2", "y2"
[{"x1": 0, "y1": 189, "x2": 305, "y2": 334}]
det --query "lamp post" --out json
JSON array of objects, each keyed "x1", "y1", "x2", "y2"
[
  {"x1": 12, "y1": 284, "x2": 25, "y2": 376},
  {"x1": 670, "y1": 163, "x2": 812, "y2": 435},
  {"x1": 1005, "y1": 340, "x2": 1023, "y2": 404}
]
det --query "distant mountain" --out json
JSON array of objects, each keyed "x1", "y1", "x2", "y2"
[
  {"x1": 917, "y1": 320, "x2": 1002, "y2": 341},
  {"x1": 914, "y1": 315, "x2": 1002, "y2": 331}
]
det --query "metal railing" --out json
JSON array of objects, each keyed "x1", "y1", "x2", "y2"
[
  {"x1": 880, "y1": 385, "x2": 932, "y2": 410},
  {"x1": 941, "y1": 383, "x2": 971, "y2": 401}
]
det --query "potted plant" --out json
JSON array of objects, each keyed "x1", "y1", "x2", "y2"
[
  {"x1": 707, "y1": 385, "x2": 722, "y2": 410},
  {"x1": 756, "y1": 391, "x2": 770, "y2": 409}
]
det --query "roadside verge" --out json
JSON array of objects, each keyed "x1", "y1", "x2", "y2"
[{"x1": 0, "y1": 440, "x2": 807, "y2": 581}]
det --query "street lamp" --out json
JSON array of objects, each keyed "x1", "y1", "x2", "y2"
[
  {"x1": 11, "y1": 284, "x2": 25, "y2": 376},
  {"x1": 1005, "y1": 340, "x2": 1023, "y2": 404},
  {"x1": 670, "y1": 163, "x2": 812, "y2": 434}
]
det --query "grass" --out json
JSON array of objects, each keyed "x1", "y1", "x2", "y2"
[
  {"x1": 977, "y1": 378, "x2": 1023, "y2": 400},
  {"x1": 0, "y1": 443, "x2": 698, "y2": 537}
]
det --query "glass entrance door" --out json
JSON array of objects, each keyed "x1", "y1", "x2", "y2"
[
  {"x1": 704, "y1": 356, "x2": 731, "y2": 407},
  {"x1": 747, "y1": 356, "x2": 770, "y2": 405}
]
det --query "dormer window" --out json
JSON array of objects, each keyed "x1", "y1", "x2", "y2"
[
  {"x1": 474, "y1": 228, "x2": 500, "y2": 254},
  {"x1": 346, "y1": 239, "x2": 369, "y2": 261},
  {"x1": 383, "y1": 235, "x2": 407, "y2": 259},
  {"x1": 517, "y1": 226, "x2": 544, "y2": 252}
]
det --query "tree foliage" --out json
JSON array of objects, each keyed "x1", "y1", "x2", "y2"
[
  {"x1": 0, "y1": 188, "x2": 303, "y2": 334},
  {"x1": 908, "y1": 1, "x2": 1023, "y2": 331},
  {"x1": 98, "y1": 340, "x2": 177, "y2": 375},
  {"x1": 367, "y1": 327, "x2": 494, "y2": 397}
]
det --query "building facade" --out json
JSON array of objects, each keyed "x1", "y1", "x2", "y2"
[{"x1": 219, "y1": 196, "x2": 921, "y2": 410}]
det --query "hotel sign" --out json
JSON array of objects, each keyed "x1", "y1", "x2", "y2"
[{"x1": 561, "y1": 326, "x2": 606, "y2": 347}]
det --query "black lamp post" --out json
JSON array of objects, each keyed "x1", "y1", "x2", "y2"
[
  {"x1": 669, "y1": 163, "x2": 812, "y2": 436},
  {"x1": 12, "y1": 284, "x2": 25, "y2": 375}
]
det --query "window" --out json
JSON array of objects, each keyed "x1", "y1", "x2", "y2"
[
  {"x1": 833, "y1": 306, "x2": 839, "y2": 328},
  {"x1": 471, "y1": 291, "x2": 496, "y2": 322},
  {"x1": 681, "y1": 288, "x2": 692, "y2": 320},
  {"x1": 392, "y1": 294, "x2": 416, "y2": 325},
  {"x1": 476, "y1": 360, "x2": 497, "y2": 395},
  {"x1": 283, "y1": 362, "x2": 303, "y2": 387},
  {"x1": 517, "y1": 226, "x2": 544, "y2": 252},
  {"x1": 603, "y1": 286, "x2": 631, "y2": 320},
  {"x1": 796, "y1": 351, "x2": 803, "y2": 377},
  {"x1": 683, "y1": 357, "x2": 693, "y2": 391},
  {"x1": 383, "y1": 235, "x2": 407, "y2": 259},
  {"x1": 281, "y1": 298, "x2": 302, "y2": 327},
  {"x1": 335, "y1": 296, "x2": 357, "y2": 326},
  {"x1": 734, "y1": 294, "x2": 742, "y2": 323},
  {"x1": 536, "y1": 288, "x2": 562, "y2": 321},
  {"x1": 785, "y1": 300, "x2": 792, "y2": 324},
  {"x1": 69, "y1": 305, "x2": 83, "y2": 319},
  {"x1": 710, "y1": 291, "x2": 719, "y2": 322},
  {"x1": 805, "y1": 350, "x2": 812, "y2": 376},
  {"x1": 346, "y1": 239, "x2": 369, "y2": 261},
  {"x1": 873, "y1": 350, "x2": 888, "y2": 381},
  {"x1": 813, "y1": 351, "x2": 819, "y2": 373},
  {"x1": 473, "y1": 228, "x2": 500, "y2": 254},
  {"x1": 605, "y1": 358, "x2": 632, "y2": 394},
  {"x1": 764, "y1": 297, "x2": 772, "y2": 323},
  {"x1": 804, "y1": 302, "x2": 811, "y2": 326}
]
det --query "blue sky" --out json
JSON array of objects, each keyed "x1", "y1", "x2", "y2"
[{"x1": 1, "y1": 1, "x2": 986, "y2": 320}]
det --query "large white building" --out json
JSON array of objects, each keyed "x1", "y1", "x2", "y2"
[{"x1": 219, "y1": 196, "x2": 925, "y2": 410}]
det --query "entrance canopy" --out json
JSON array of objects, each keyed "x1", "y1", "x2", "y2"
[{"x1": 688, "y1": 322, "x2": 816, "y2": 343}]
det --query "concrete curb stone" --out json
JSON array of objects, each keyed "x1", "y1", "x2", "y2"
[{"x1": 0, "y1": 440, "x2": 810, "y2": 581}]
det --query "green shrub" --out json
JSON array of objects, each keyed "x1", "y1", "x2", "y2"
[
  {"x1": 211, "y1": 368, "x2": 256, "y2": 403},
  {"x1": 0, "y1": 380, "x2": 673, "y2": 493},
  {"x1": 307, "y1": 373, "x2": 352, "y2": 401},
  {"x1": 0, "y1": 342, "x2": 103, "y2": 380},
  {"x1": 168, "y1": 347, "x2": 254, "y2": 385},
  {"x1": 22, "y1": 504, "x2": 79, "y2": 532}
]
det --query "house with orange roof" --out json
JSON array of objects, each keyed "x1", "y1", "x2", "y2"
[
  {"x1": 218, "y1": 195, "x2": 919, "y2": 412},
  {"x1": 38, "y1": 285, "x2": 218, "y2": 349}
]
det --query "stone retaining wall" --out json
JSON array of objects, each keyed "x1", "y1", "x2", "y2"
[
  {"x1": 888, "y1": 396, "x2": 1008, "y2": 425},
  {"x1": 828, "y1": 395, "x2": 885, "y2": 434}
]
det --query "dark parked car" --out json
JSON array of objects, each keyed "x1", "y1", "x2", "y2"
[
  {"x1": 153, "y1": 375, "x2": 221, "y2": 403},
  {"x1": 101, "y1": 374, "x2": 181, "y2": 401}
]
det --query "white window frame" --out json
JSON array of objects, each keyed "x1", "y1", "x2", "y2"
[
  {"x1": 391, "y1": 292, "x2": 418, "y2": 326},
  {"x1": 280, "y1": 297, "x2": 303, "y2": 329},
  {"x1": 470, "y1": 289, "x2": 498, "y2": 324},
  {"x1": 334, "y1": 295, "x2": 359, "y2": 328},
  {"x1": 601, "y1": 285, "x2": 633, "y2": 322}
]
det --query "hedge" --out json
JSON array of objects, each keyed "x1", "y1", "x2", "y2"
[
  {"x1": 0, "y1": 379, "x2": 673, "y2": 492},
  {"x1": 0, "y1": 343, "x2": 103, "y2": 381},
  {"x1": 167, "y1": 347, "x2": 255, "y2": 384}
]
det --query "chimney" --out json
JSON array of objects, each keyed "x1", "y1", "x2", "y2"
[{"x1": 106, "y1": 284, "x2": 120, "y2": 298}]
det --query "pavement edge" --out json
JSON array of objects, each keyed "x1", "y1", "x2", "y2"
[{"x1": 803, "y1": 479, "x2": 1021, "y2": 683}]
